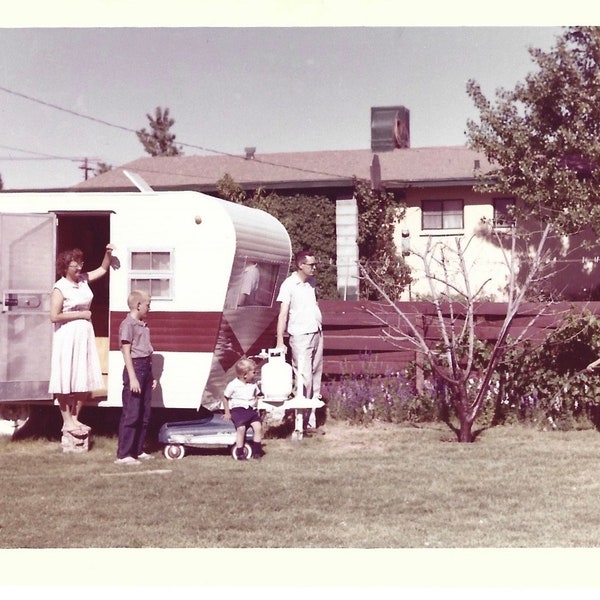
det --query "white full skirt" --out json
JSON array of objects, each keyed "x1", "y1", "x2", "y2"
[{"x1": 48, "y1": 319, "x2": 104, "y2": 394}]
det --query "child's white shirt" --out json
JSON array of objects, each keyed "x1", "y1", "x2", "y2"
[{"x1": 224, "y1": 378, "x2": 259, "y2": 409}]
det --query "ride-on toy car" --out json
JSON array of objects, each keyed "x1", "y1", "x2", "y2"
[
  {"x1": 158, "y1": 348, "x2": 325, "y2": 459},
  {"x1": 158, "y1": 406, "x2": 255, "y2": 460}
]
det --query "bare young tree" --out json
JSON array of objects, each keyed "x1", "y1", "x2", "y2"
[{"x1": 361, "y1": 221, "x2": 565, "y2": 442}]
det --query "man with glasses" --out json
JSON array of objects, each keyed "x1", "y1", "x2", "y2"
[{"x1": 276, "y1": 250, "x2": 323, "y2": 430}]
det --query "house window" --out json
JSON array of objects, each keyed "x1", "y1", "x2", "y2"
[
  {"x1": 129, "y1": 249, "x2": 173, "y2": 299},
  {"x1": 493, "y1": 198, "x2": 515, "y2": 227},
  {"x1": 422, "y1": 199, "x2": 464, "y2": 230}
]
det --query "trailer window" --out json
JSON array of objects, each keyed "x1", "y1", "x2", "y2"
[
  {"x1": 129, "y1": 250, "x2": 173, "y2": 299},
  {"x1": 234, "y1": 259, "x2": 281, "y2": 308}
]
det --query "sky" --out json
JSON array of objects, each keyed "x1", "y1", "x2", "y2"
[{"x1": 0, "y1": 2, "x2": 585, "y2": 190}]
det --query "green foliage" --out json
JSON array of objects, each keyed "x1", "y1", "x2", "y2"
[
  {"x1": 93, "y1": 162, "x2": 112, "y2": 176},
  {"x1": 215, "y1": 173, "x2": 247, "y2": 205},
  {"x1": 215, "y1": 174, "x2": 337, "y2": 296},
  {"x1": 467, "y1": 26, "x2": 600, "y2": 236},
  {"x1": 215, "y1": 174, "x2": 410, "y2": 300},
  {"x1": 250, "y1": 187, "x2": 338, "y2": 299},
  {"x1": 136, "y1": 106, "x2": 183, "y2": 157},
  {"x1": 495, "y1": 311, "x2": 600, "y2": 426},
  {"x1": 354, "y1": 178, "x2": 412, "y2": 300}
]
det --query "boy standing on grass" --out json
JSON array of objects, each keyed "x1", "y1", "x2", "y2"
[
  {"x1": 223, "y1": 357, "x2": 264, "y2": 460},
  {"x1": 115, "y1": 290, "x2": 156, "y2": 466}
]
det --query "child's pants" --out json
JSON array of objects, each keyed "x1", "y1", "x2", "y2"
[{"x1": 117, "y1": 356, "x2": 153, "y2": 459}]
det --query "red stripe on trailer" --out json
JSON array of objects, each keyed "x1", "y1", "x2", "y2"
[{"x1": 109, "y1": 311, "x2": 223, "y2": 352}]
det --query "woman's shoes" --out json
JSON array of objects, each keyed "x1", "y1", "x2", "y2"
[{"x1": 72, "y1": 420, "x2": 92, "y2": 433}]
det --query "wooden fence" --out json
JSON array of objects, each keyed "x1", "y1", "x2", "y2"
[{"x1": 320, "y1": 300, "x2": 600, "y2": 378}]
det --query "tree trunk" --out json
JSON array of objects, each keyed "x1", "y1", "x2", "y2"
[
  {"x1": 457, "y1": 417, "x2": 475, "y2": 443},
  {"x1": 452, "y1": 384, "x2": 476, "y2": 443}
]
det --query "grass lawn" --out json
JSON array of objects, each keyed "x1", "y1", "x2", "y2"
[{"x1": 3, "y1": 414, "x2": 600, "y2": 588}]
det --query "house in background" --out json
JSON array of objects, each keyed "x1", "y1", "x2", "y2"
[{"x1": 72, "y1": 106, "x2": 599, "y2": 301}]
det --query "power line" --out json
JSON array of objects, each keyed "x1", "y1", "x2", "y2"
[
  {"x1": 0, "y1": 143, "x2": 100, "y2": 162},
  {"x1": 0, "y1": 85, "x2": 135, "y2": 135},
  {"x1": 0, "y1": 84, "x2": 361, "y2": 182},
  {"x1": 0, "y1": 157, "x2": 92, "y2": 161},
  {"x1": 0, "y1": 143, "x2": 69, "y2": 158}
]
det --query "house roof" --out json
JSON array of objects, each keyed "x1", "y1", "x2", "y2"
[{"x1": 71, "y1": 145, "x2": 493, "y2": 192}]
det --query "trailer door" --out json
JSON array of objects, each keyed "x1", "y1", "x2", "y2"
[{"x1": 0, "y1": 213, "x2": 55, "y2": 401}]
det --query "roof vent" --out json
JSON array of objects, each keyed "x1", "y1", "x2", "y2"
[
  {"x1": 244, "y1": 147, "x2": 256, "y2": 160},
  {"x1": 371, "y1": 106, "x2": 410, "y2": 152}
]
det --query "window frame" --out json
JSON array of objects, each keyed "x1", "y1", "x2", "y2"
[
  {"x1": 421, "y1": 199, "x2": 464, "y2": 231},
  {"x1": 128, "y1": 247, "x2": 175, "y2": 301},
  {"x1": 493, "y1": 197, "x2": 516, "y2": 228}
]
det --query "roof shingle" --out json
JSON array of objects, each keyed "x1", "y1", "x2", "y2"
[{"x1": 72, "y1": 145, "x2": 492, "y2": 191}]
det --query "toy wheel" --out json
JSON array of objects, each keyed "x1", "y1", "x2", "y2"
[
  {"x1": 231, "y1": 442, "x2": 253, "y2": 460},
  {"x1": 163, "y1": 444, "x2": 185, "y2": 460}
]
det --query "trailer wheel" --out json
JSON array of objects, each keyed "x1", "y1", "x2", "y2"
[
  {"x1": 163, "y1": 444, "x2": 185, "y2": 460},
  {"x1": 231, "y1": 443, "x2": 253, "y2": 460},
  {"x1": 0, "y1": 403, "x2": 30, "y2": 437}
]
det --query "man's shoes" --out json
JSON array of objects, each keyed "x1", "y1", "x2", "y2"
[
  {"x1": 137, "y1": 452, "x2": 154, "y2": 460},
  {"x1": 114, "y1": 456, "x2": 141, "y2": 465}
]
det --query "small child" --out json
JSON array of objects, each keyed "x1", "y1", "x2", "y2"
[
  {"x1": 223, "y1": 357, "x2": 264, "y2": 460},
  {"x1": 114, "y1": 290, "x2": 156, "y2": 465}
]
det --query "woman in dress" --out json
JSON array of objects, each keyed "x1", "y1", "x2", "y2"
[{"x1": 49, "y1": 244, "x2": 115, "y2": 436}]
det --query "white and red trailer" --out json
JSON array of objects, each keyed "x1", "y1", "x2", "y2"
[{"x1": 0, "y1": 186, "x2": 293, "y2": 435}]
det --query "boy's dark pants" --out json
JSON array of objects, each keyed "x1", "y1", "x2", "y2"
[{"x1": 117, "y1": 357, "x2": 153, "y2": 459}]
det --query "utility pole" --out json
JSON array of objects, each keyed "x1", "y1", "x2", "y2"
[{"x1": 79, "y1": 157, "x2": 93, "y2": 180}]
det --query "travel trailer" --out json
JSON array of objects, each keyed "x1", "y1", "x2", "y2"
[{"x1": 0, "y1": 185, "x2": 293, "y2": 435}]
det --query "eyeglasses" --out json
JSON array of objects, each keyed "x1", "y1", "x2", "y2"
[
  {"x1": 68, "y1": 263, "x2": 84, "y2": 269},
  {"x1": 303, "y1": 263, "x2": 317, "y2": 268}
]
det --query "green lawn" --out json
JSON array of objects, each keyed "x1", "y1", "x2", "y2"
[{"x1": 3, "y1": 417, "x2": 600, "y2": 588}]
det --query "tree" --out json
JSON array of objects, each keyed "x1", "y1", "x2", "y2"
[
  {"x1": 0, "y1": 173, "x2": 3, "y2": 191},
  {"x1": 360, "y1": 26, "x2": 600, "y2": 442},
  {"x1": 466, "y1": 26, "x2": 600, "y2": 238},
  {"x1": 216, "y1": 173, "x2": 248, "y2": 205},
  {"x1": 362, "y1": 221, "x2": 558, "y2": 442},
  {"x1": 93, "y1": 162, "x2": 112, "y2": 176},
  {"x1": 136, "y1": 106, "x2": 183, "y2": 157}
]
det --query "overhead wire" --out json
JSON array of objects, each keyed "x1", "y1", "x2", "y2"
[
  {"x1": 0, "y1": 143, "x2": 101, "y2": 163},
  {"x1": 0, "y1": 84, "x2": 362, "y2": 181}
]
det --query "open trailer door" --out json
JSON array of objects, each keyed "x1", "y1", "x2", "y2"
[{"x1": 0, "y1": 213, "x2": 55, "y2": 432}]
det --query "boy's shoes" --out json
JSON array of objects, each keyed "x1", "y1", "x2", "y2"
[
  {"x1": 251, "y1": 442, "x2": 264, "y2": 460},
  {"x1": 137, "y1": 452, "x2": 154, "y2": 460},
  {"x1": 114, "y1": 456, "x2": 141, "y2": 465}
]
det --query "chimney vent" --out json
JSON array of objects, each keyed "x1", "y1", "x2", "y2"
[
  {"x1": 244, "y1": 147, "x2": 256, "y2": 160},
  {"x1": 371, "y1": 106, "x2": 410, "y2": 152}
]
